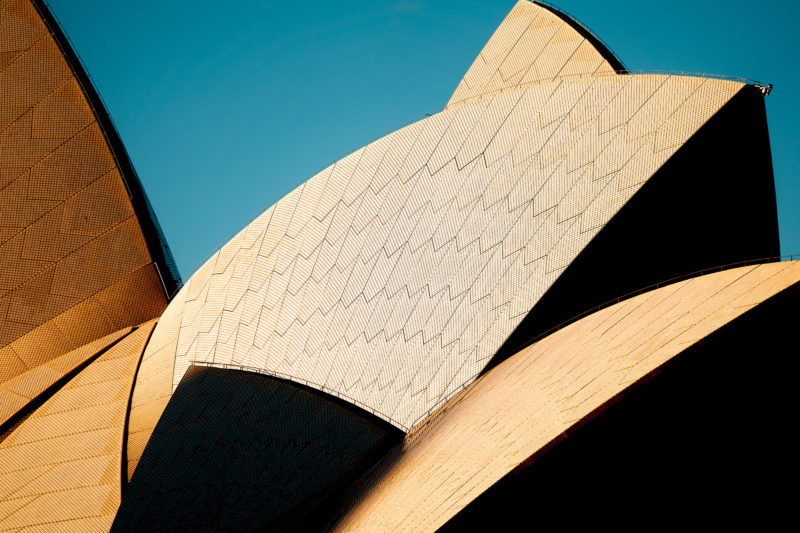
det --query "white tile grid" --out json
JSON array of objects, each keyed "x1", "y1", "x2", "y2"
[{"x1": 141, "y1": 74, "x2": 740, "y2": 431}]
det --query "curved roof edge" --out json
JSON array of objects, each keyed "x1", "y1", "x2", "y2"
[
  {"x1": 446, "y1": 0, "x2": 627, "y2": 108},
  {"x1": 530, "y1": 1, "x2": 627, "y2": 73},
  {"x1": 190, "y1": 362, "x2": 408, "y2": 438},
  {"x1": 328, "y1": 262, "x2": 800, "y2": 531},
  {"x1": 30, "y1": 0, "x2": 182, "y2": 298}
]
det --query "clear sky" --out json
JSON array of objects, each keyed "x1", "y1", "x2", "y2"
[{"x1": 46, "y1": 0, "x2": 800, "y2": 279}]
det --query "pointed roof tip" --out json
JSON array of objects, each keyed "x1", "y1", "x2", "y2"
[
  {"x1": 530, "y1": 1, "x2": 627, "y2": 73},
  {"x1": 446, "y1": 0, "x2": 627, "y2": 107}
]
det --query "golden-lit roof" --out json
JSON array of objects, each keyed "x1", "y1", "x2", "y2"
[
  {"x1": 0, "y1": 326, "x2": 132, "y2": 429},
  {"x1": 0, "y1": 320, "x2": 155, "y2": 532},
  {"x1": 0, "y1": 0, "x2": 172, "y2": 388},
  {"x1": 330, "y1": 262, "x2": 800, "y2": 532}
]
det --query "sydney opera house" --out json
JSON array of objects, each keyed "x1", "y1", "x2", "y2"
[{"x1": 0, "y1": 0, "x2": 795, "y2": 530}]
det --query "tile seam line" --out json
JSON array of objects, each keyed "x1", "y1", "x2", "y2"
[
  {"x1": 2, "y1": 261, "x2": 158, "y2": 348},
  {"x1": 0, "y1": 327, "x2": 135, "y2": 440},
  {"x1": 120, "y1": 321, "x2": 157, "y2": 494},
  {"x1": 2, "y1": 211, "x2": 148, "y2": 302},
  {"x1": 30, "y1": 0, "x2": 182, "y2": 296},
  {"x1": 6, "y1": 165, "x2": 122, "y2": 262},
  {"x1": 0, "y1": 57, "x2": 70, "y2": 139},
  {"x1": 1, "y1": 117, "x2": 98, "y2": 198}
]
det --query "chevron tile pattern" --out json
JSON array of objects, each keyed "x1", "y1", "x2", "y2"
[
  {"x1": 0, "y1": 320, "x2": 155, "y2": 532},
  {"x1": 330, "y1": 261, "x2": 800, "y2": 532},
  {"x1": 0, "y1": 0, "x2": 167, "y2": 377},
  {"x1": 447, "y1": 1, "x2": 619, "y2": 108},
  {"x1": 130, "y1": 72, "x2": 744, "y2": 433}
]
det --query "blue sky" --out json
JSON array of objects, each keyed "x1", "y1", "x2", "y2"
[{"x1": 47, "y1": 0, "x2": 800, "y2": 278}]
